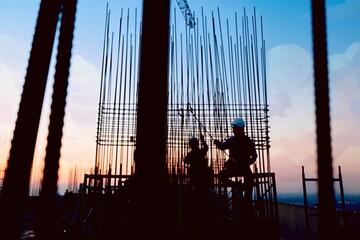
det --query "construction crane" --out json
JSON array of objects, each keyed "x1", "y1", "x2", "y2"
[{"x1": 175, "y1": 0, "x2": 195, "y2": 28}]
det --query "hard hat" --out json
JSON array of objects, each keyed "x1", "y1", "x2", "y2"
[
  {"x1": 189, "y1": 136, "x2": 198, "y2": 144},
  {"x1": 231, "y1": 118, "x2": 245, "y2": 128}
]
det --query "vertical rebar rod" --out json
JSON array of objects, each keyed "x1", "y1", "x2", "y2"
[
  {"x1": 311, "y1": 0, "x2": 337, "y2": 238},
  {"x1": 37, "y1": 0, "x2": 77, "y2": 238},
  {"x1": 0, "y1": 0, "x2": 62, "y2": 238},
  {"x1": 113, "y1": 9, "x2": 123, "y2": 176}
]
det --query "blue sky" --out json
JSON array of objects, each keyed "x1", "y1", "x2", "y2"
[{"x1": 0, "y1": 0, "x2": 359, "y2": 196}]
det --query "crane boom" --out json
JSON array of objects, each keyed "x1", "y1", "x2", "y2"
[{"x1": 176, "y1": 0, "x2": 195, "y2": 28}]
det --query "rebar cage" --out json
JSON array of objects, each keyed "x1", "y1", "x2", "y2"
[
  {"x1": 80, "y1": 5, "x2": 277, "y2": 226},
  {"x1": 92, "y1": 6, "x2": 271, "y2": 178}
]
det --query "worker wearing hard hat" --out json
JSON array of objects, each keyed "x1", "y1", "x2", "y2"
[{"x1": 214, "y1": 117, "x2": 257, "y2": 218}]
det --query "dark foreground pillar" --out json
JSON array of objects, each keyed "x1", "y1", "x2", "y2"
[
  {"x1": 0, "y1": 1, "x2": 62, "y2": 239},
  {"x1": 132, "y1": 0, "x2": 172, "y2": 238},
  {"x1": 311, "y1": 0, "x2": 337, "y2": 239}
]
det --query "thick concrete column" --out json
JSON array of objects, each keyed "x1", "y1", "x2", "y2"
[{"x1": 133, "y1": 0, "x2": 172, "y2": 238}]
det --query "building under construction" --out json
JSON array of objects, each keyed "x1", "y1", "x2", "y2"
[
  {"x1": 1, "y1": 0, "x2": 358, "y2": 240},
  {"x1": 73, "y1": 2, "x2": 277, "y2": 239}
]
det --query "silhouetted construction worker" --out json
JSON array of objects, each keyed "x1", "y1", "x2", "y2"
[
  {"x1": 214, "y1": 117, "x2": 257, "y2": 218},
  {"x1": 183, "y1": 134, "x2": 215, "y2": 239},
  {"x1": 184, "y1": 134, "x2": 210, "y2": 191}
]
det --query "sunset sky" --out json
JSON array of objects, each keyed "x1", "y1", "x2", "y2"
[{"x1": 0, "y1": 0, "x2": 359, "y2": 196}]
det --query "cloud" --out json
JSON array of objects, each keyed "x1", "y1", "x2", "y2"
[
  {"x1": 268, "y1": 41, "x2": 360, "y2": 194},
  {"x1": 327, "y1": 0, "x2": 360, "y2": 21},
  {"x1": 0, "y1": 34, "x2": 28, "y2": 133},
  {"x1": 329, "y1": 41, "x2": 360, "y2": 159},
  {"x1": 67, "y1": 55, "x2": 100, "y2": 126},
  {"x1": 0, "y1": 33, "x2": 29, "y2": 76},
  {"x1": 330, "y1": 44, "x2": 360, "y2": 108},
  {"x1": 267, "y1": 44, "x2": 316, "y2": 193},
  {"x1": 0, "y1": 62, "x2": 21, "y2": 133},
  {"x1": 267, "y1": 44, "x2": 313, "y2": 118},
  {"x1": 60, "y1": 109, "x2": 95, "y2": 172}
]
